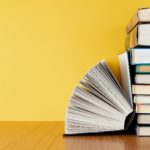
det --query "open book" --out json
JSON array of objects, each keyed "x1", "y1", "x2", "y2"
[{"x1": 65, "y1": 52, "x2": 135, "y2": 135}]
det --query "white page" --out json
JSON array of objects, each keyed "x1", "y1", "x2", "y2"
[{"x1": 138, "y1": 24, "x2": 150, "y2": 46}]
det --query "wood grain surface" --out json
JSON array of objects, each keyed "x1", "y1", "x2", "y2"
[{"x1": 0, "y1": 122, "x2": 149, "y2": 150}]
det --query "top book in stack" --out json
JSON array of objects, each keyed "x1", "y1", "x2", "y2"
[{"x1": 126, "y1": 8, "x2": 150, "y2": 49}]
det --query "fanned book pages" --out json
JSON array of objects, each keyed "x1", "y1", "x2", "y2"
[{"x1": 65, "y1": 54, "x2": 134, "y2": 135}]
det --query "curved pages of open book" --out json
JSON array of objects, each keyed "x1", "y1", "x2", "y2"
[{"x1": 65, "y1": 54, "x2": 134, "y2": 135}]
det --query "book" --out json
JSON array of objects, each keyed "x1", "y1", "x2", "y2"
[
  {"x1": 137, "y1": 114, "x2": 150, "y2": 124},
  {"x1": 136, "y1": 105, "x2": 150, "y2": 113},
  {"x1": 65, "y1": 52, "x2": 134, "y2": 135},
  {"x1": 119, "y1": 52, "x2": 132, "y2": 106},
  {"x1": 135, "y1": 65, "x2": 150, "y2": 73},
  {"x1": 134, "y1": 95, "x2": 150, "y2": 104},
  {"x1": 130, "y1": 48, "x2": 150, "y2": 65},
  {"x1": 126, "y1": 8, "x2": 150, "y2": 34},
  {"x1": 135, "y1": 74, "x2": 150, "y2": 84},
  {"x1": 136, "y1": 126, "x2": 150, "y2": 136},
  {"x1": 125, "y1": 24, "x2": 150, "y2": 49},
  {"x1": 132, "y1": 85, "x2": 150, "y2": 95}
]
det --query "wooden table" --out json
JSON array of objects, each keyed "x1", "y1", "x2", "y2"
[{"x1": 0, "y1": 122, "x2": 149, "y2": 150}]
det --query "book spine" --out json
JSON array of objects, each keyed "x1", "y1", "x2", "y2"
[
  {"x1": 125, "y1": 26, "x2": 138, "y2": 50},
  {"x1": 125, "y1": 34, "x2": 130, "y2": 50},
  {"x1": 126, "y1": 11, "x2": 139, "y2": 34}
]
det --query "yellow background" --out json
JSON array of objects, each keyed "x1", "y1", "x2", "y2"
[{"x1": 0, "y1": 0, "x2": 149, "y2": 121}]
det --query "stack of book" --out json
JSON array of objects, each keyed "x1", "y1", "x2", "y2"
[
  {"x1": 126, "y1": 8, "x2": 150, "y2": 136},
  {"x1": 64, "y1": 8, "x2": 150, "y2": 136}
]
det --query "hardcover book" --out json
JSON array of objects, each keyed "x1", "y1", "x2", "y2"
[
  {"x1": 136, "y1": 105, "x2": 150, "y2": 113},
  {"x1": 130, "y1": 48, "x2": 150, "y2": 65},
  {"x1": 132, "y1": 85, "x2": 150, "y2": 95},
  {"x1": 134, "y1": 95, "x2": 150, "y2": 104},
  {"x1": 137, "y1": 114, "x2": 150, "y2": 124},
  {"x1": 135, "y1": 74, "x2": 150, "y2": 84},
  {"x1": 136, "y1": 126, "x2": 150, "y2": 136},
  {"x1": 125, "y1": 24, "x2": 150, "y2": 49},
  {"x1": 126, "y1": 8, "x2": 150, "y2": 34}
]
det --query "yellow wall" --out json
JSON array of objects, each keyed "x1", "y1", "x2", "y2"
[{"x1": 0, "y1": 0, "x2": 149, "y2": 121}]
